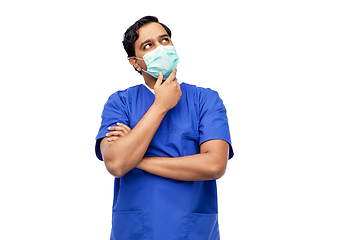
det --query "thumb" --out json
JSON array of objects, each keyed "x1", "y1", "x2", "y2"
[{"x1": 155, "y1": 71, "x2": 163, "y2": 88}]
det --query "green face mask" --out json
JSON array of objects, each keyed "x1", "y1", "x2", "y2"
[{"x1": 137, "y1": 45, "x2": 179, "y2": 79}]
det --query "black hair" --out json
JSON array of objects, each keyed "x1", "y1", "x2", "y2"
[{"x1": 122, "y1": 16, "x2": 172, "y2": 74}]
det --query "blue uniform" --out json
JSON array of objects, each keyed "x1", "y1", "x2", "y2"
[{"x1": 95, "y1": 83, "x2": 234, "y2": 240}]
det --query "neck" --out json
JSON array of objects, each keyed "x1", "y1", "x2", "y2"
[{"x1": 143, "y1": 72, "x2": 157, "y2": 89}]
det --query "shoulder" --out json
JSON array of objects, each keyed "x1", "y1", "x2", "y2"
[
  {"x1": 102, "y1": 85, "x2": 144, "y2": 114},
  {"x1": 181, "y1": 82, "x2": 220, "y2": 101},
  {"x1": 108, "y1": 84, "x2": 144, "y2": 99},
  {"x1": 106, "y1": 84, "x2": 144, "y2": 104}
]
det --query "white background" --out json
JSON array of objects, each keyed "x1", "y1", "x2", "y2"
[{"x1": 1, "y1": 0, "x2": 359, "y2": 239}]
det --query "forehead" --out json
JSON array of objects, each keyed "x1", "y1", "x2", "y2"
[{"x1": 135, "y1": 22, "x2": 168, "y2": 46}]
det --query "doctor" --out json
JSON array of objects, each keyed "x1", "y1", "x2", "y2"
[{"x1": 95, "y1": 16, "x2": 234, "y2": 240}]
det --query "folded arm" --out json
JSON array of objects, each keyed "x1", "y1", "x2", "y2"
[
  {"x1": 100, "y1": 105, "x2": 166, "y2": 178},
  {"x1": 104, "y1": 121, "x2": 229, "y2": 181},
  {"x1": 136, "y1": 139, "x2": 229, "y2": 181},
  {"x1": 100, "y1": 70, "x2": 181, "y2": 178}
]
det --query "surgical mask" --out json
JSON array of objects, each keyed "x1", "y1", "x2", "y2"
[{"x1": 136, "y1": 45, "x2": 179, "y2": 79}]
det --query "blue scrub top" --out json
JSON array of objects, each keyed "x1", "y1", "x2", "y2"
[{"x1": 95, "y1": 83, "x2": 234, "y2": 240}]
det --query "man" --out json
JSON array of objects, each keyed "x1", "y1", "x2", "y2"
[{"x1": 95, "y1": 16, "x2": 234, "y2": 240}]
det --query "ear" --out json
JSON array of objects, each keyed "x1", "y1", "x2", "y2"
[{"x1": 128, "y1": 57, "x2": 142, "y2": 72}]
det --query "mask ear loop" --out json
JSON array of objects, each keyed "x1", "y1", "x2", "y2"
[
  {"x1": 127, "y1": 56, "x2": 144, "y2": 61},
  {"x1": 127, "y1": 56, "x2": 149, "y2": 75}
]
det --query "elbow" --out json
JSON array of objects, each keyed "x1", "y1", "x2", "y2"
[
  {"x1": 211, "y1": 159, "x2": 227, "y2": 180},
  {"x1": 105, "y1": 160, "x2": 124, "y2": 178},
  {"x1": 100, "y1": 139, "x2": 131, "y2": 178},
  {"x1": 103, "y1": 154, "x2": 126, "y2": 178}
]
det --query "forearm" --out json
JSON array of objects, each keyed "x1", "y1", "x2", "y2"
[
  {"x1": 137, "y1": 152, "x2": 227, "y2": 181},
  {"x1": 101, "y1": 70, "x2": 181, "y2": 178},
  {"x1": 102, "y1": 103, "x2": 167, "y2": 177}
]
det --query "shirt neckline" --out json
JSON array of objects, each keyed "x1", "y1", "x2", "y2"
[
  {"x1": 143, "y1": 80, "x2": 183, "y2": 95},
  {"x1": 143, "y1": 83, "x2": 155, "y2": 94}
]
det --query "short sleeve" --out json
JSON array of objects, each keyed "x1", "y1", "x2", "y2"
[
  {"x1": 95, "y1": 91, "x2": 130, "y2": 161},
  {"x1": 198, "y1": 89, "x2": 234, "y2": 159}
]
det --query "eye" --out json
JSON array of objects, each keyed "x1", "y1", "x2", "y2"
[
  {"x1": 161, "y1": 38, "x2": 169, "y2": 44},
  {"x1": 144, "y1": 43, "x2": 152, "y2": 50}
]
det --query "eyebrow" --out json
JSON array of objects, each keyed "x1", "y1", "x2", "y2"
[
  {"x1": 139, "y1": 39, "x2": 152, "y2": 50},
  {"x1": 139, "y1": 34, "x2": 170, "y2": 49},
  {"x1": 158, "y1": 34, "x2": 169, "y2": 40}
]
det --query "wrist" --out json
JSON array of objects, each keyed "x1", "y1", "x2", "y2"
[{"x1": 152, "y1": 101, "x2": 169, "y2": 115}]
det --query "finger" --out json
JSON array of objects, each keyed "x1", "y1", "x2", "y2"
[
  {"x1": 111, "y1": 126, "x2": 130, "y2": 135},
  {"x1": 108, "y1": 124, "x2": 131, "y2": 132},
  {"x1": 109, "y1": 126, "x2": 128, "y2": 133},
  {"x1": 155, "y1": 71, "x2": 163, "y2": 87},
  {"x1": 107, "y1": 136, "x2": 120, "y2": 142},
  {"x1": 108, "y1": 125, "x2": 120, "y2": 131},
  {"x1": 116, "y1": 122, "x2": 131, "y2": 132},
  {"x1": 165, "y1": 68, "x2": 177, "y2": 82},
  {"x1": 106, "y1": 131, "x2": 127, "y2": 137},
  {"x1": 108, "y1": 126, "x2": 117, "y2": 131},
  {"x1": 106, "y1": 132, "x2": 116, "y2": 138}
]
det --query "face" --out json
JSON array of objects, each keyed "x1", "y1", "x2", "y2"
[{"x1": 129, "y1": 22, "x2": 174, "y2": 72}]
